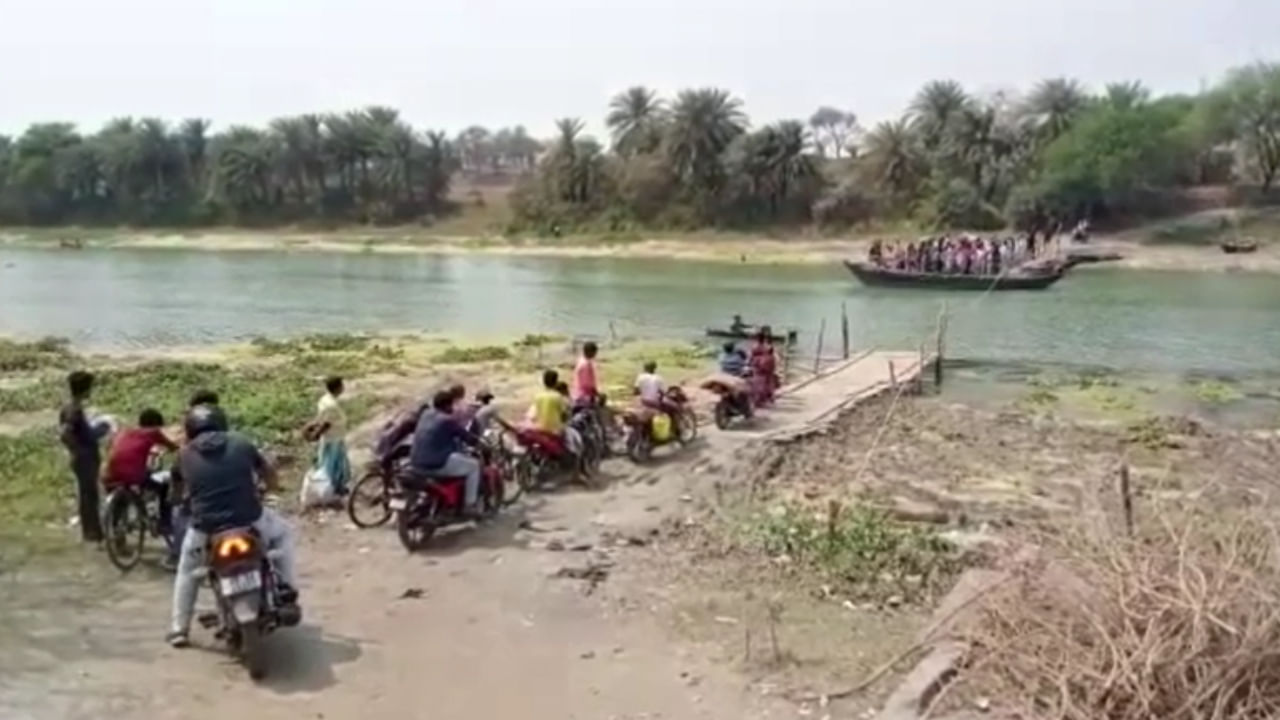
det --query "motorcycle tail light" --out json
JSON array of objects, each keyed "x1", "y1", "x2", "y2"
[{"x1": 215, "y1": 535, "x2": 254, "y2": 560}]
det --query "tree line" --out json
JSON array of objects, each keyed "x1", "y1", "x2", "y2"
[
  {"x1": 0, "y1": 110, "x2": 534, "y2": 226},
  {"x1": 512, "y1": 62, "x2": 1280, "y2": 234},
  {"x1": 0, "y1": 61, "x2": 1277, "y2": 231}
]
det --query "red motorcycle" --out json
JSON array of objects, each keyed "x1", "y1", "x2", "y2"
[{"x1": 389, "y1": 443, "x2": 507, "y2": 552}]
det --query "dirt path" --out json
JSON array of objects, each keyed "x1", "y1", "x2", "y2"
[{"x1": 0, "y1": 363, "x2": 915, "y2": 720}]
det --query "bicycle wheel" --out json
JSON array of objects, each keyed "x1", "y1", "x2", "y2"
[
  {"x1": 104, "y1": 488, "x2": 146, "y2": 572},
  {"x1": 347, "y1": 471, "x2": 393, "y2": 528}
]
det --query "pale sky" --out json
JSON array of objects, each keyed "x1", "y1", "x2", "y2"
[{"x1": 1, "y1": 0, "x2": 1276, "y2": 140}]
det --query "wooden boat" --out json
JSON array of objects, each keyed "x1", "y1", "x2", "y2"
[
  {"x1": 842, "y1": 261, "x2": 1066, "y2": 291},
  {"x1": 1220, "y1": 240, "x2": 1258, "y2": 254},
  {"x1": 1063, "y1": 251, "x2": 1122, "y2": 268},
  {"x1": 705, "y1": 326, "x2": 798, "y2": 344}
]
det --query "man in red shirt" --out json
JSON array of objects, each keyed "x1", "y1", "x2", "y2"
[
  {"x1": 104, "y1": 409, "x2": 178, "y2": 540},
  {"x1": 104, "y1": 408, "x2": 178, "y2": 487}
]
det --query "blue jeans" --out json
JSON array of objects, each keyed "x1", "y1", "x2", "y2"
[{"x1": 429, "y1": 453, "x2": 481, "y2": 509}]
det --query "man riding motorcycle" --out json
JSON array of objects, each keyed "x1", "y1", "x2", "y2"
[
  {"x1": 167, "y1": 404, "x2": 299, "y2": 648},
  {"x1": 407, "y1": 390, "x2": 484, "y2": 518},
  {"x1": 634, "y1": 361, "x2": 683, "y2": 437},
  {"x1": 718, "y1": 342, "x2": 747, "y2": 377},
  {"x1": 527, "y1": 369, "x2": 582, "y2": 459}
]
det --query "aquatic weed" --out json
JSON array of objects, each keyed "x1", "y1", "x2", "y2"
[{"x1": 745, "y1": 503, "x2": 961, "y2": 603}]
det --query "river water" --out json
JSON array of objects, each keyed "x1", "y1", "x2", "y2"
[{"x1": 2, "y1": 246, "x2": 1278, "y2": 376}]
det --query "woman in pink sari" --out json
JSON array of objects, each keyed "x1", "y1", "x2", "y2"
[{"x1": 748, "y1": 328, "x2": 779, "y2": 406}]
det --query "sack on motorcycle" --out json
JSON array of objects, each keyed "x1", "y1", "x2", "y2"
[{"x1": 651, "y1": 413, "x2": 673, "y2": 442}]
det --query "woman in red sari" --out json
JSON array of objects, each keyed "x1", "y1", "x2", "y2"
[{"x1": 748, "y1": 328, "x2": 779, "y2": 406}]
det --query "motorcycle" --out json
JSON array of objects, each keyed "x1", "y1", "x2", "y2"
[
  {"x1": 197, "y1": 527, "x2": 301, "y2": 680},
  {"x1": 623, "y1": 387, "x2": 698, "y2": 463},
  {"x1": 389, "y1": 442, "x2": 507, "y2": 552},
  {"x1": 702, "y1": 376, "x2": 754, "y2": 430},
  {"x1": 506, "y1": 410, "x2": 602, "y2": 493}
]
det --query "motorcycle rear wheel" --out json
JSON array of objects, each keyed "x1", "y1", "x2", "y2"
[
  {"x1": 347, "y1": 471, "x2": 392, "y2": 529},
  {"x1": 240, "y1": 624, "x2": 268, "y2": 681},
  {"x1": 103, "y1": 488, "x2": 146, "y2": 572},
  {"x1": 396, "y1": 495, "x2": 440, "y2": 552},
  {"x1": 713, "y1": 400, "x2": 732, "y2": 430},
  {"x1": 626, "y1": 431, "x2": 653, "y2": 463}
]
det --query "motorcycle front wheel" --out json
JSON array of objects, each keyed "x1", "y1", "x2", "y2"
[{"x1": 677, "y1": 409, "x2": 699, "y2": 444}]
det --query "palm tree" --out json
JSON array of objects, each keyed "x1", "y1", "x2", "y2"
[
  {"x1": 862, "y1": 118, "x2": 924, "y2": 197},
  {"x1": 1104, "y1": 81, "x2": 1149, "y2": 110},
  {"x1": 213, "y1": 126, "x2": 276, "y2": 212},
  {"x1": 270, "y1": 116, "x2": 314, "y2": 204},
  {"x1": 136, "y1": 118, "x2": 177, "y2": 202},
  {"x1": 606, "y1": 86, "x2": 666, "y2": 156},
  {"x1": 947, "y1": 104, "x2": 997, "y2": 192},
  {"x1": 420, "y1": 130, "x2": 455, "y2": 209},
  {"x1": 665, "y1": 88, "x2": 747, "y2": 192},
  {"x1": 911, "y1": 80, "x2": 969, "y2": 150},
  {"x1": 178, "y1": 118, "x2": 211, "y2": 191},
  {"x1": 1027, "y1": 78, "x2": 1088, "y2": 140}
]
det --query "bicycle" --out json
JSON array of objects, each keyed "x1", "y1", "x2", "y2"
[{"x1": 102, "y1": 454, "x2": 176, "y2": 572}]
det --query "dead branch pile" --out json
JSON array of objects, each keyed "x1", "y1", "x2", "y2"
[{"x1": 953, "y1": 504, "x2": 1280, "y2": 720}]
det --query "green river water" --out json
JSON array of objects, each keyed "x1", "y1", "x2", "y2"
[{"x1": 1, "y1": 246, "x2": 1278, "y2": 378}]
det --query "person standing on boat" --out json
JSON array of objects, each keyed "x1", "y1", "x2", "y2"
[{"x1": 749, "y1": 329, "x2": 778, "y2": 406}]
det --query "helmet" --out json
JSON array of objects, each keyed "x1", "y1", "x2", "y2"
[{"x1": 183, "y1": 404, "x2": 228, "y2": 440}]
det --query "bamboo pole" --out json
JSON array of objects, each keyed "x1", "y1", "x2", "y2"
[
  {"x1": 1119, "y1": 464, "x2": 1134, "y2": 537},
  {"x1": 934, "y1": 301, "x2": 948, "y2": 388},
  {"x1": 813, "y1": 318, "x2": 827, "y2": 375},
  {"x1": 888, "y1": 359, "x2": 897, "y2": 391},
  {"x1": 841, "y1": 301, "x2": 850, "y2": 360},
  {"x1": 918, "y1": 341, "x2": 926, "y2": 393}
]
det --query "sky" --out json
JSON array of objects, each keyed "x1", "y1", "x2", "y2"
[{"x1": 1, "y1": 0, "x2": 1276, "y2": 141}]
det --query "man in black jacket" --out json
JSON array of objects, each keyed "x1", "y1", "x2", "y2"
[
  {"x1": 166, "y1": 404, "x2": 298, "y2": 648},
  {"x1": 59, "y1": 370, "x2": 105, "y2": 542}
]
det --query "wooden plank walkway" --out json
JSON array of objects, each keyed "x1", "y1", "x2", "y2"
[{"x1": 731, "y1": 349, "x2": 935, "y2": 441}]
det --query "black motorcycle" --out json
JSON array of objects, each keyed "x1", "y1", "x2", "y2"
[{"x1": 197, "y1": 527, "x2": 300, "y2": 680}]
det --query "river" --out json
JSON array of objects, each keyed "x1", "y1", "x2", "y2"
[{"x1": 2, "y1": 246, "x2": 1278, "y2": 375}]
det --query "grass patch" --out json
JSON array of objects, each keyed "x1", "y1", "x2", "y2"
[
  {"x1": 1191, "y1": 379, "x2": 1243, "y2": 405},
  {"x1": 0, "y1": 337, "x2": 75, "y2": 372},
  {"x1": 742, "y1": 503, "x2": 963, "y2": 604},
  {"x1": 432, "y1": 345, "x2": 513, "y2": 364}
]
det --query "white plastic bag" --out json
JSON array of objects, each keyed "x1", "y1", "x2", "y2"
[{"x1": 299, "y1": 466, "x2": 335, "y2": 508}]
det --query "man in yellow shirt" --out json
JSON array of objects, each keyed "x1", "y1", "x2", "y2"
[{"x1": 528, "y1": 369, "x2": 581, "y2": 458}]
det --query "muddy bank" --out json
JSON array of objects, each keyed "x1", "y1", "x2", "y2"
[
  {"x1": 4, "y1": 226, "x2": 1277, "y2": 272},
  {"x1": 638, "y1": 391, "x2": 1280, "y2": 715}
]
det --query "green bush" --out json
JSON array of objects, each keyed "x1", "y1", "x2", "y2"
[
  {"x1": 0, "y1": 337, "x2": 74, "y2": 372},
  {"x1": 746, "y1": 503, "x2": 961, "y2": 602},
  {"x1": 432, "y1": 345, "x2": 513, "y2": 364}
]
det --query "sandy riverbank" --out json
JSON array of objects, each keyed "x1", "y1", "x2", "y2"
[{"x1": 4, "y1": 225, "x2": 1278, "y2": 272}]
